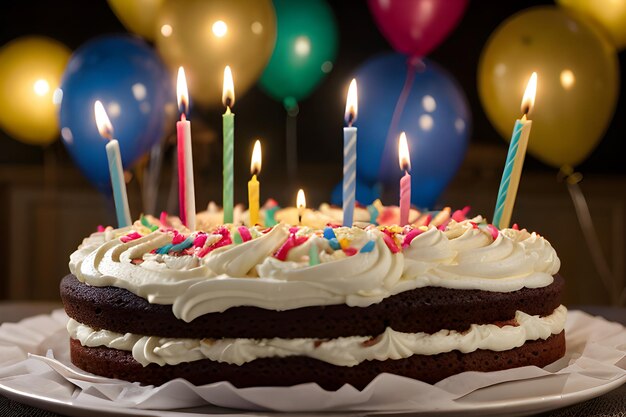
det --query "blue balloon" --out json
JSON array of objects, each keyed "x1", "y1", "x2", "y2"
[
  {"x1": 330, "y1": 178, "x2": 382, "y2": 207},
  {"x1": 354, "y1": 52, "x2": 471, "y2": 209},
  {"x1": 59, "y1": 35, "x2": 173, "y2": 190}
]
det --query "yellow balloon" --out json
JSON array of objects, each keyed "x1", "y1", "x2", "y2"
[
  {"x1": 0, "y1": 36, "x2": 71, "y2": 146},
  {"x1": 478, "y1": 6, "x2": 619, "y2": 168},
  {"x1": 155, "y1": 0, "x2": 276, "y2": 108},
  {"x1": 107, "y1": 0, "x2": 164, "y2": 41},
  {"x1": 558, "y1": 0, "x2": 626, "y2": 50}
]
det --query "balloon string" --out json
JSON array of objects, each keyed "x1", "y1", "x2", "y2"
[
  {"x1": 559, "y1": 167, "x2": 623, "y2": 306},
  {"x1": 379, "y1": 57, "x2": 421, "y2": 190}
]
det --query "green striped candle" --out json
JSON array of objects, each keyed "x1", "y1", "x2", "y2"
[{"x1": 222, "y1": 66, "x2": 235, "y2": 224}]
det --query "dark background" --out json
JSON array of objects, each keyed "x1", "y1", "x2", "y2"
[{"x1": 0, "y1": 0, "x2": 624, "y2": 205}]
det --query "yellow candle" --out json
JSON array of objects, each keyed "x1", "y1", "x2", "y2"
[{"x1": 248, "y1": 140, "x2": 262, "y2": 226}]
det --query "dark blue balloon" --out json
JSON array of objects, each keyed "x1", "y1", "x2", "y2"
[
  {"x1": 354, "y1": 52, "x2": 471, "y2": 209},
  {"x1": 330, "y1": 178, "x2": 381, "y2": 207},
  {"x1": 59, "y1": 35, "x2": 173, "y2": 190}
]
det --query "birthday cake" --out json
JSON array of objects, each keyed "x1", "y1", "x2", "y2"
[{"x1": 60, "y1": 204, "x2": 565, "y2": 390}]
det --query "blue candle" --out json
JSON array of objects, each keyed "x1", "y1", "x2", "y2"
[
  {"x1": 343, "y1": 79, "x2": 358, "y2": 227},
  {"x1": 106, "y1": 139, "x2": 132, "y2": 228},
  {"x1": 492, "y1": 73, "x2": 537, "y2": 229},
  {"x1": 94, "y1": 100, "x2": 132, "y2": 228}
]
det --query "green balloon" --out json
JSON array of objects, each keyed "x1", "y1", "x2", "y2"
[{"x1": 259, "y1": 0, "x2": 338, "y2": 109}]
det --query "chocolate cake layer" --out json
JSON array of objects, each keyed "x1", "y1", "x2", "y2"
[
  {"x1": 61, "y1": 274, "x2": 564, "y2": 339},
  {"x1": 69, "y1": 332, "x2": 566, "y2": 390}
]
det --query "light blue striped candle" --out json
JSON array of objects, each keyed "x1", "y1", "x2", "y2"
[
  {"x1": 342, "y1": 126, "x2": 357, "y2": 226},
  {"x1": 492, "y1": 117, "x2": 532, "y2": 229},
  {"x1": 106, "y1": 139, "x2": 132, "y2": 228}
]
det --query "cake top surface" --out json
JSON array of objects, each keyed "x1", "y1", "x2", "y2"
[{"x1": 69, "y1": 203, "x2": 561, "y2": 322}]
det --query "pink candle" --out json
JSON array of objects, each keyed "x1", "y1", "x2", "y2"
[
  {"x1": 176, "y1": 67, "x2": 196, "y2": 230},
  {"x1": 398, "y1": 132, "x2": 411, "y2": 226}
]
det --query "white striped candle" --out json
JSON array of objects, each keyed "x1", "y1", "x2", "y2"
[
  {"x1": 492, "y1": 72, "x2": 537, "y2": 229},
  {"x1": 343, "y1": 79, "x2": 358, "y2": 227}
]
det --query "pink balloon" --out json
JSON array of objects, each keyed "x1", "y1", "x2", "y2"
[{"x1": 368, "y1": 0, "x2": 469, "y2": 57}]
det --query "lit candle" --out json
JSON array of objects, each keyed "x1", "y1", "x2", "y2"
[
  {"x1": 398, "y1": 132, "x2": 411, "y2": 226},
  {"x1": 248, "y1": 140, "x2": 262, "y2": 226},
  {"x1": 343, "y1": 79, "x2": 358, "y2": 227},
  {"x1": 492, "y1": 72, "x2": 537, "y2": 229},
  {"x1": 176, "y1": 67, "x2": 196, "y2": 230},
  {"x1": 222, "y1": 66, "x2": 235, "y2": 224},
  {"x1": 297, "y1": 188, "x2": 306, "y2": 225},
  {"x1": 94, "y1": 100, "x2": 132, "y2": 228}
]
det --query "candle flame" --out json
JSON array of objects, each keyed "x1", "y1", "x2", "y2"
[
  {"x1": 177, "y1": 67, "x2": 189, "y2": 116},
  {"x1": 344, "y1": 78, "x2": 358, "y2": 126},
  {"x1": 521, "y1": 72, "x2": 537, "y2": 117},
  {"x1": 398, "y1": 132, "x2": 411, "y2": 171},
  {"x1": 222, "y1": 65, "x2": 235, "y2": 108},
  {"x1": 297, "y1": 189, "x2": 306, "y2": 211},
  {"x1": 250, "y1": 139, "x2": 262, "y2": 176},
  {"x1": 94, "y1": 100, "x2": 113, "y2": 140}
]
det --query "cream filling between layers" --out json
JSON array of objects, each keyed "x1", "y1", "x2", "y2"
[{"x1": 67, "y1": 305, "x2": 567, "y2": 367}]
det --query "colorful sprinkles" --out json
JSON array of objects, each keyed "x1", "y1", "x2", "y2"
[
  {"x1": 120, "y1": 232, "x2": 142, "y2": 243},
  {"x1": 402, "y1": 228, "x2": 423, "y2": 248},
  {"x1": 308, "y1": 243, "x2": 320, "y2": 266},
  {"x1": 486, "y1": 224, "x2": 499, "y2": 240},
  {"x1": 115, "y1": 205, "x2": 517, "y2": 268},
  {"x1": 381, "y1": 232, "x2": 400, "y2": 254},
  {"x1": 169, "y1": 236, "x2": 193, "y2": 252},
  {"x1": 360, "y1": 240, "x2": 376, "y2": 253},
  {"x1": 238, "y1": 226, "x2": 252, "y2": 242},
  {"x1": 274, "y1": 233, "x2": 308, "y2": 261}
]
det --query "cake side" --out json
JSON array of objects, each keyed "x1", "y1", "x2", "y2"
[
  {"x1": 61, "y1": 208, "x2": 566, "y2": 389},
  {"x1": 61, "y1": 273, "x2": 564, "y2": 338},
  {"x1": 69, "y1": 332, "x2": 566, "y2": 389}
]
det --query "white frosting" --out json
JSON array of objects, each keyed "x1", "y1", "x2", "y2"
[
  {"x1": 68, "y1": 305, "x2": 567, "y2": 367},
  {"x1": 69, "y1": 218, "x2": 561, "y2": 321},
  {"x1": 401, "y1": 221, "x2": 560, "y2": 293}
]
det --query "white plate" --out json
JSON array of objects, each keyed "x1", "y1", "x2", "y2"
[
  {"x1": 2, "y1": 374, "x2": 625, "y2": 417},
  {"x1": 1, "y1": 309, "x2": 625, "y2": 416}
]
